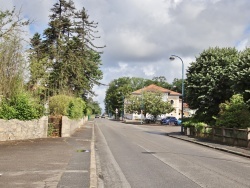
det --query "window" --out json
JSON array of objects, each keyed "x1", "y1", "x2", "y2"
[{"x1": 170, "y1": 100, "x2": 174, "y2": 105}]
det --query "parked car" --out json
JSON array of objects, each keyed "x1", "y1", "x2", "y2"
[
  {"x1": 177, "y1": 119, "x2": 182, "y2": 125},
  {"x1": 101, "y1": 114, "x2": 105, "y2": 118},
  {"x1": 144, "y1": 116, "x2": 156, "y2": 124},
  {"x1": 161, "y1": 116, "x2": 179, "y2": 125},
  {"x1": 95, "y1": 114, "x2": 100, "y2": 118}
]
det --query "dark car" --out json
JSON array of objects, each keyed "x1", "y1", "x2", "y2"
[
  {"x1": 144, "y1": 116, "x2": 156, "y2": 124},
  {"x1": 161, "y1": 116, "x2": 178, "y2": 125},
  {"x1": 101, "y1": 114, "x2": 105, "y2": 118}
]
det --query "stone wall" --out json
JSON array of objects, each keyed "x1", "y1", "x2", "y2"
[
  {"x1": 0, "y1": 116, "x2": 48, "y2": 141},
  {"x1": 61, "y1": 116, "x2": 88, "y2": 137}
]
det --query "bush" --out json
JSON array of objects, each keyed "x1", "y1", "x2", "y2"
[
  {"x1": 216, "y1": 94, "x2": 250, "y2": 128},
  {"x1": 182, "y1": 118, "x2": 198, "y2": 128},
  {"x1": 49, "y1": 95, "x2": 73, "y2": 116},
  {"x1": 0, "y1": 100, "x2": 17, "y2": 119},
  {"x1": 49, "y1": 95, "x2": 86, "y2": 119},
  {"x1": 0, "y1": 93, "x2": 44, "y2": 120},
  {"x1": 182, "y1": 119, "x2": 207, "y2": 136},
  {"x1": 68, "y1": 98, "x2": 86, "y2": 119},
  {"x1": 195, "y1": 122, "x2": 207, "y2": 134}
]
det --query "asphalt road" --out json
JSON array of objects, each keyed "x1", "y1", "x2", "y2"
[{"x1": 95, "y1": 119, "x2": 250, "y2": 188}]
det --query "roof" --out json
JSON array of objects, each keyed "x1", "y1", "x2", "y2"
[{"x1": 132, "y1": 84, "x2": 181, "y2": 96}]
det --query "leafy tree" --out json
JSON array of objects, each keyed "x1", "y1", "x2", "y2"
[
  {"x1": 186, "y1": 47, "x2": 238, "y2": 123},
  {"x1": 171, "y1": 78, "x2": 183, "y2": 94},
  {"x1": 231, "y1": 48, "x2": 250, "y2": 106},
  {"x1": 0, "y1": 7, "x2": 30, "y2": 98},
  {"x1": 105, "y1": 76, "x2": 177, "y2": 116},
  {"x1": 105, "y1": 77, "x2": 150, "y2": 116},
  {"x1": 85, "y1": 98, "x2": 102, "y2": 115},
  {"x1": 28, "y1": 0, "x2": 104, "y2": 98},
  {"x1": 29, "y1": 33, "x2": 51, "y2": 87},
  {"x1": 125, "y1": 91, "x2": 174, "y2": 119},
  {"x1": 151, "y1": 76, "x2": 171, "y2": 89},
  {"x1": 105, "y1": 77, "x2": 132, "y2": 116},
  {"x1": 215, "y1": 94, "x2": 250, "y2": 128},
  {"x1": 0, "y1": 8, "x2": 29, "y2": 38}
]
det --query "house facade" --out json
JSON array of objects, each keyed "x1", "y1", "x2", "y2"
[{"x1": 125, "y1": 84, "x2": 183, "y2": 120}]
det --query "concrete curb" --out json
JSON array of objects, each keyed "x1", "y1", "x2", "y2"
[
  {"x1": 90, "y1": 122, "x2": 97, "y2": 188},
  {"x1": 166, "y1": 134, "x2": 250, "y2": 159}
]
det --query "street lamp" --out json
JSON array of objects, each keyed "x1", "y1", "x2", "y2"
[{"x1": 170, "y1": 55, "x2": 184, "y2": 134}]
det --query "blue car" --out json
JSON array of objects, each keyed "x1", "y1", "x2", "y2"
[{"x1": 161, "y1": 116, "x2": 180, "y2": 125}]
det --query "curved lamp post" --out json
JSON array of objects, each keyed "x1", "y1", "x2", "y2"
[{"x1": 169, "y1": 55, "x2": 184, "y2": 134}]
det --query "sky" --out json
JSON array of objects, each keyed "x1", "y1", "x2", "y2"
[{"x1": 1, "y1": 0, "x2": 250, "y2": 111}]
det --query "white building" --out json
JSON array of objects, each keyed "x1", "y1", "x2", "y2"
[{"x1": 125, "y1": 84, "x2": 183, "y2": 120}]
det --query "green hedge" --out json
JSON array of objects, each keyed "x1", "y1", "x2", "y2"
[
  {"x1": 183, "y1": 119, "x2": 207, "y2": 134},
  {"x1": 0, "y1": 93, "x2": 44, "y2": 120},
  {"x1": 215, "y1": 94, "x2": 250, "y2": 128},
  {"x1": 68, "y1": 98, "x2": 86, "y2": 119},
  {"x1": 49, "y1": 95, "x2": 86, "y2": 119}
]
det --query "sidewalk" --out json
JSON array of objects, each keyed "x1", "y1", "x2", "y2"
[
  {"x1": 165, "y1": 126, "x2": 250, "y2": 159},
  {"x1": 0, "y1": 121, "x2": 94, "y2": 188},
  {"x1": 124, "y1": 120, "x2": 250, "y2": 158}
]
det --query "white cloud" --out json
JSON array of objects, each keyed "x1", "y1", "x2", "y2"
[
  {"x1": 236, "y1": 38, "x2": 249, "y2": 51},
  {"x1": 1, "y1": 0, "x2": 250, "y2": 110}
]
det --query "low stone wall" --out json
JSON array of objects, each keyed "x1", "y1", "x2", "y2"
[
  {"x1": 0, "y1": 116, "x2": 89, "y2": 141},
  {"x1": 61, "y1": 116, "x2": 88, "y2": 137},
  {"x1": 184, "y1": 126, "x2": 250, "y2": 148},
  {"x1": 0, "y1": 116, "x2": 48, "y2": 141}
]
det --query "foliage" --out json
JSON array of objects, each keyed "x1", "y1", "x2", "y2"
[
  {"x1": 0, "y1": 92, "x2": 44, "y2": 120},
  {"x1": 85, "y1": 99, "x2": 101, "y2": 115},
  {"x1": 49, "y1": 95, "x2": 73, "y2": 116},
  {"x1": 230, "y1": 48, "x2": 250, "y2": 106},
  {"x1": 68, "y1": 98, "x2": 86, "y2": 119},
  {"x1": 215, "y1": 94, "x2": 250, "y2": 128},
  {"x1": 0, "y1": 7, "x2": 30, "y2": 98},
  {"x1": 49, "y1": 94, "x2": 86, "y2": 119},
  {"x1": 28, "y1": 0, "x2": 104, "y2": 98},
  {"x1": 195, "y1": 122, "x2": 207, "y2": 133},
  {"x1": 105, "y1": 76, "x2": 175, "y2": 116},
  {"x1": 151, "y1": 76, "x2": 171, "y2": 89},
  {"x1": 85, "y1": 107, "x2": 93, "y2": 116},
  {"x1": 171, "y1": 78, "x2": 183, "y2": 94},
  {"x1": 182, "y1": 119, "x2": 207, "y2": 134},
  {"x1": 125, "y1": 91, "x2": 175, "y2": 118},
  {"x1": 0, "y1": 7, "x2": 30, "y2": 38},
  {"x1": 182, "y1": 118, "x2": 198, "y2": 128},
  {"x1": 47, "y1": 123, "x2": 57, "y2": 137},
  {"x1": 186, "y1": 47, "x2": 238, "y2": 123},
  {"x1": 105, "y1": 77, "x2": 146, "y2": 115}
]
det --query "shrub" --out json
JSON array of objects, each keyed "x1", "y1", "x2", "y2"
[
  {"x1": 0, "y1": 92, "x2": 44, "y2": 120},
  {"x1": 195, "y1": 122, "x2": 207, "y2": 134},
  {"x1": 68, "y1": 98, "x2": 86, "y2": 119},
  {"x1": 216, "y1": 94, "x2": 250, "y2": 128},
  {"x1": 49, "y1": 95, "x2": 73, "y2": 116},
  {"x1": 182, "y1": 119, "x2": 207, "y2": 136},
  {"x1": 182, "y1": 118, "x2": 198, "y2": 128},
  {"x1": 49, "y1": 95, "x2": 86, "y2": 119},
  {"x1": 0, "y1": 99, "x2": 17, "y2": 119}
]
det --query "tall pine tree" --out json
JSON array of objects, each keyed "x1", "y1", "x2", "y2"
[{"x1": 29, "y1": 0, "x2": 104, "y2": 98}]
